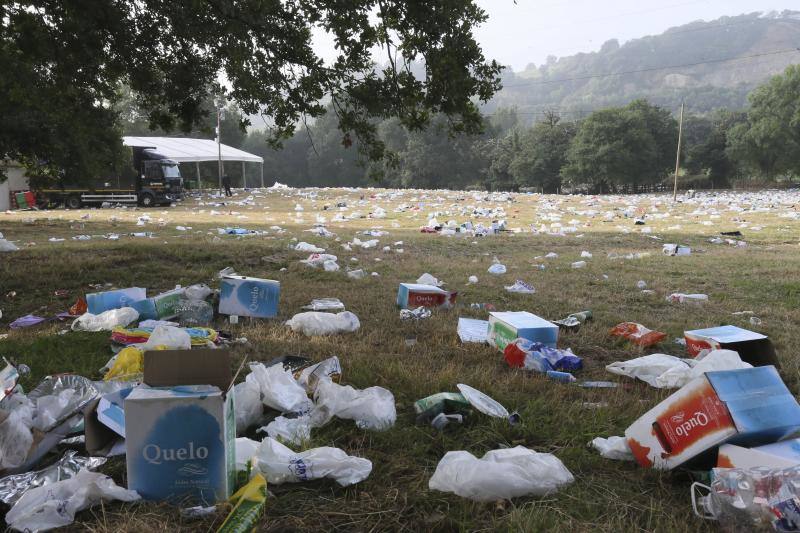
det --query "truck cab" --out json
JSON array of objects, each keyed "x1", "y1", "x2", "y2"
[{"x1": 137, "y1": 155, "x2": 184, "y2": 207}]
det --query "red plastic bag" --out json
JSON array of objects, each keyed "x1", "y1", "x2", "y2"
[{"x1": 609, "y1": 322, "x2": 666, "y2": 347}]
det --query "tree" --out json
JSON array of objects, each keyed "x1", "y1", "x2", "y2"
[
  {"x1": 1, "y1": 1, "x2": 501, "y2": 182},
  {"x1": 727, "y1": 65, "x2": 800, "y2": 178},
  {"x1": 562, "y1": 100, "x2": 677, "y2": 192},
  {"x1": 509, "y1": 112, "x2": 575, "y2": 192},
  {"x1": 684, "y1": 110, "x2": 744, "y2": 187}
]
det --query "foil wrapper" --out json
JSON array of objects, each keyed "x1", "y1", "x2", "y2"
[
  {"x1": 400, "y1": 307, "x2": 432, "y2": 320},
  {"x1": 27, "y1": 374, "x2": 98, "y2": 432},
  {"x1": 0, "y1": 451, "x2": 106, "y2": 505}
]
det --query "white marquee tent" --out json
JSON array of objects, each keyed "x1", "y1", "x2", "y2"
[{"x1": 123, "y1": 136, "x2": 264, "y2": 188}]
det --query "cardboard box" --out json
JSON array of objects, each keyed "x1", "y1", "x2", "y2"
[
  {"x1": 86, "y1": 287, "x2": 146, "y2": 314},
  {"x1": 396, "y1": 283, "x2": 457, "y2": 309},
  {"x1": 685, "y1": 325, "x2": 778, "y2": 367},
  {"x1": 625, "y1": 366, "x2": 800, "y2": 470},
  {"x1": 487, "y1": 311, "x2": 558, "y2": 351},
  {"x1": 219, "y1": 276, "x2": 280, "y2": 318},
  {"x1": 131, "y1": 288, "x2": 185, "y2": 320},
  {"x1": 97, "y1": 387, "x2": 133, "y2": 438},
  {"x1": 124, "y1": 349, "x2": 237, "y2": 504},
  {"x1": 717, "y1": 440, "x2": 800, "y2": 469}
]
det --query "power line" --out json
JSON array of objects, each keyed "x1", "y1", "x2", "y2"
[{"x1": 501, "y1": 47, "x2": 800, "y2": 89}]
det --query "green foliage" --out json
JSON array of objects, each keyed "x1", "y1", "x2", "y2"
[
  {"x1": 508, "y1": 113, "x2": 576, "y2": 192},
  {"x1": 0, "y1": 1, "x2": 501, "y2": 183},
  {"x1": 562, "y1": 100, "x2": 677, "y2": 191},
  {"x1": 727, "y1": 65, "x2": 800, "y2": 178},
  {"x1": 684, "y1": 110, "x2": 745, "y2": 186}
]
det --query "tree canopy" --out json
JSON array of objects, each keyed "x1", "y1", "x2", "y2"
[{"x1": 0, "y1": 1, "x2": 501, "y2": 181}]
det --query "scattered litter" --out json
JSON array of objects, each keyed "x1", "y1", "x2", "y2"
[
  {"x1": 416, "y1": 273, "x2": 443, "y2": 286},
  {"x1": 609, "y1": 322, "x2": 666, "y2": 347},
  {"x1": 591, "y1": 436, "x2": 635, "y2": 461},
  {"x1": 286, "y1": 311, "x2": 360, "y2": 336},
  {"x1": 310, "y1": 378, "x2": 396, "y2": 430},
  {"x1": 487, "y1": 263, "x2": 507, "y2": 275},
  {"x1": 605, "y1": 350, "x2": 751, "y2": 389},
  {"x1": 456, "y1": 383, "x2": 512, "y2": 421},
  {"x1": 72, "y1": 308, "x2": 139, "y2": 332},
  {"x1": 302, "y1": 298, "x2": 345, "y2": 311},
  {"x1": 294, "y1": 242, "x2": 325, "y2": 253},
  {"x1": 457, "y1": 318, "x2": 489, "y2": 343},
  {"x1": 505, "y1": 280, "x2": 535, "y2": 294},
  {"x1": 255, "y1": 437, "x2": 372, "y2": 487},
  {"x1": 428, "y1": 446, "x2": 574, "y2": 501},
  {"x1": 666, "y1": 293, "x2": 708, "y2": 304},
  {"x1": 216, "y1": 474, "x2": 267, "y2": 533},
  {"x1": 10, "y1": 315, "x2": 47, "y2": 329},
  {"x1": 400, "y1": 307, "x2": 431, "y2": 320},
  {"x1": 0, "y1": 451, "x2": 107, "y2": 505}
]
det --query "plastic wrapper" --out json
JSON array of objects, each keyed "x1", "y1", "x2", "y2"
[
  {"x1": 5, "y1": 469, "x2": 140, "y2": 532},
  {"x1": 0, "y1": 451, "x2": 107, "y2": 505},
  {"x1": 693, "y1": 466, "x2": 800, "y2": 531},
  {"x1": 504, "y1": 339, "x2": 582, "y2": 373},
  {"x1": 247, "y1": 363, "x2": 313, "y2": 414},
  {"x1": 301, "y1": 253, "x2": 337, "y2": 267},
  {"x1": 590, "y1": 436, "x2": 635, "y2": 461},
  {"x1": 487, "y1": 263, "x2": 507, "y2": 275},
  {"x1": 110, "y1": 325, "x2": 218, "y2": 346},
  {"x1": 183, "y1": 283, "x2": 213, "y2": 301},
  {"x1": 296, "y1": 356, "x2": 342, "y2": 393},
  {"x1": 255, "y1": 437, "x2": 372, "y2": 487},
  {"x1": 1, "y1": 359, "x2": 21, "y2": 403},
  {"x1": 234, "y1": 381, "x2": 264, "y2": 434},
  {"x1": 311, "y1": 378, "x2": 396, "y2": 430},
  {"x1": 605, "y1": 350, "x2": 750, "y2": 389},
  {"x1": 428, "y1": 446, "x2": 574, "y2": 501},
  {"x1": 217, "y1": 473, "x2": 267, "y2": 533},
  {"x1": 400, "y1": 307, "x2": 431, "y2": 320},
  {"x1": 505, "y1": 280, "x2": 535, "y2": 294},
  {"x1": 175, "y1": 299, "x2": 214, "y2": 326},
  {"x1": 456, "y1": 384, "x2": 510, "y2": 419},
  {"x1": 285, "y1": 311, "x2": 360, "y2": 336},
  {"x1": 0, "y1": 238, "x2": 20, "y2": 252},
  {"x1": 235, "y1": 437, "x2": 260, "y2": 475},
  {"x1": 0, "y1": 394, "x2": 35, "y2": 470},
  {"x1": 71, "y1": 307, "x2": 139, "y2": 332},
  {"x1": 609, "y1": 322, "x2": 666, "y2": 347},
  {"x1": 302, "y1": 298, "x2": 345, "y2": 311},
  {"x1": 260, "y1": 415, "x2": 311, "y2": 445},
  {"x1": 28, "y1": 374, "x2": 99, "y2": 432},
  {"x1": 141, "y1": 325, "x2": 191, "y2": 350}
]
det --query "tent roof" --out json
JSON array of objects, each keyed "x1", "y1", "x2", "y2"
[{"x1": 122, "y1": 136, "x2": 263, "y2": 163}]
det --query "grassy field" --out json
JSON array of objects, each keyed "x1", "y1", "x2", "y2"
[{"x1": 1, "y1": 187, "x2": 799, "y2": 532}]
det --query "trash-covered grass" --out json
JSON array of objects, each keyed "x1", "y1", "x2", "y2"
[{"x1": 1, "y1": 188, "x2": 799, "y2": 531}]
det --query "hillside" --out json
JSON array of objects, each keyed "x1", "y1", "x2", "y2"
[{"x1": 486, "y1": 10, "x2": 800, "y2": 120}]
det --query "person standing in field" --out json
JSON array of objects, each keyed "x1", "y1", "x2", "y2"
[{"x1": 222, "y1": 175, "x2": 233, "y2": 197}]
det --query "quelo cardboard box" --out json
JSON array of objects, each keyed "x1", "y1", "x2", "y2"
[
  {"x1": 487, "y1": 311, "x2": 558, "y2": 351},
  {"x1": 684, "y1": 325, "x2": 778, "y2": 367},
  {"x1": 625, "y1": 366, "x2": 800, "y2": 470},
  {"x1": 124, "y1": 349, "x2": 237, "y2": 504},
  {"x1": 717, "y1": 439, "x2": 800, "y2": 470},
  {"x1": 219, "y1": 276, "x2": 280, "y2": 318},
  {"x1": 86, "y1": 287, "x2": 146, "y2": 314},
  {"x1": 396, "y1": 283, "x2": 457, "y2": 309},
  {"x1": 131, "y1": 288, "x2": 185, "y2": 320}
]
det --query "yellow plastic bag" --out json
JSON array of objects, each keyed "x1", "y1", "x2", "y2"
[{"x1": 103, "y1": 345, "x2": 167, "y2": 381}]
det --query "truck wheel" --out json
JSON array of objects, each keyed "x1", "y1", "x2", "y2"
[
  {"x1": 139, "y1": 193, "x2": 154, "y2": 207},
  {"x1": 66, "y1": 195, "x2": 82, "y2": 209}
]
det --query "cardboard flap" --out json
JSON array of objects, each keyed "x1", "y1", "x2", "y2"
[{"x1": 143, "y1": 349, "x2": 232, "y2": 391}]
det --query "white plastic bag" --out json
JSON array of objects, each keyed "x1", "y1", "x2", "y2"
[
  {"x1": 286, "y1": 311, "x2": 360, "y2": 336},
  {"x1": 428, "y1": 446, "x2": 574, "y2": 501},
  {"x1": 606, "y1": 350, "x2": 750, "y2": 389},
  {"x1": 141, "y1": 325, "x2": 191, "y2": 350},
  {"x1": 323, "y1": 260, "x2": 340, "y2": 272},
  {"x1": 184, "y1": 283, "x2": 213, "y2": 301},
  {"x1": 260, "y1": 415, "x2": 311, "y2": 445},
  {"x1": 0, "y1": 394, "x2": 35, "y2": 470},
  {"x1": 255, "y1": 437, "x2": 372, "y2": 487},
  {"x1": 311, "y1": 378, "x2": 396, "y2": 430},
  {"x1": 5, "y1": 469, "x2": 140, "y2": 532},
  {"x1": 295, "y1": 242, "x2": 325, "y2": 253},
  {"x1": 235, "y1": 437, "x2": 260, "y2": 473},
  {"x1": 487, "y1": 263, "x2": 506, "y2": 275},
  {"x1": 591, "y1": 436, "x2": 635, "y2": 461},
  {"x1": 233, "y1": 380, "x2": 264, "y2": 434},
  {"x1": 71, "y1": 307, "x2": 139, "y2": 332},
  {"x1": 417, "y1": 273, "x2": 443, "y2": 286},
  {"x1": 0, "y1": 238, "x2": 20, "y2": 252},
  {"x1": 247, "y1": 363, "x2": 313, "y2": 414}
]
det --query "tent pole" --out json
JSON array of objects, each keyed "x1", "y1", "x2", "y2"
[
  {"x1": 195, "y1": 161, "x2": 201, "y2": 190},
  {"x1": 260, "y1": 162, "x2": 264, "y2": 189},
  {"x1": 242, "y1": 160, "x2": 246, "y2": 189}
]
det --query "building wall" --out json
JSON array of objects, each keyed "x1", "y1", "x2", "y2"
[{"x1": 0, "y1": 163, "x2": 30, "y2": 211}]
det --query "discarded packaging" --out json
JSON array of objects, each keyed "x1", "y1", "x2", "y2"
[
  {"x1": 86, "y1": 287, "x2": 146, "y2": 314},
  {"x1": 684, "y1": 325, "x2": 778, "y2": 367},
  {"x1": 5, "y1": 469, "x2": 140, "y2": 532},
  {"x1": 217, "y1": 473, "x2": 267, "y2": 533},
  {"x1": 456, "y1": 383, "x2": 511, "y2": 420},
  {"x1": 396, "y1": 283, "x2": 457, "y2": 309},
  {"x1": 717, "y1": 439, "x2": 800, "y2": 470},
  {"x1": 219, "y1": 275, "x2": 280, "y2": 318},
  {"x1": 261, "y1": 416, "x2": 311, "y2": 446},
  {"x1": 286, "y1": 311, "x2": 360, "y2": 336},
  {"x1": 663, "y1": 243, "x2": 691, "y2": 256},
  {"x1": 414, "y1": 392, "x2": 471, "y2": 424},
  {"x1": 428, "y1": 446, "x2": 574, "y2": 501},
  {"x1": 609, "y1": 322, "x2": 666, "y2": 347},
  {"x1": 504, "y1": 338, "x2": 582, "y2": 373},
  {"x1": 666, "y1": 293, "x2": 708, "y2": 304},
  {"x1": 505, "y1": 280, "x2": 535, "y2": 294},
  {"x1": 605, "y1": 350, "x2": 751, "y2": 389},
  {"x1": 457, "y1": 318, "x2": 489, "y2": 343},
  {"x1": 400, "y1": 306, "x2": 431, "y2": 320},
  {"x1": 488, "y1": 311, "x2": 558, "y2": 351},
  {"x1": 72, "y1": 307, "x2": 139, "y2": 332},
  {"x1": 311, "y1": 378, "x2": 396, "y2": 430},
  {"x1": 625, "y1": 366, "x2": 800, "y2": 470},
  {"x1": 591, "y1": 436, "x2": 635, "y2": 461},
  {"x1": 255, "y1": 437, "x2": 372, "y2": 487},
  {"x1": 302, "y1": 298, "x2": 345, "y2": 311}
]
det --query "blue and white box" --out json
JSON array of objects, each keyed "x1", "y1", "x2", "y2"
[
  {"x1": 488, "y1": 311, "x2": 559, "y2": 351},
  {"x1": 86, "y1": 287, "x2": 146, "y2": 314},
  {"x1": 124, "y1": 349, "x2": 236, "y2": 504},
  {"x1": 219, "y1": 275, "x2": 280, "y2": 318}
]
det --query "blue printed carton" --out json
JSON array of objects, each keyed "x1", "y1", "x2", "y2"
[
  {"x1": 488, "y1": 311, "x2": 558, "y2": 351},
  {"x1": 86, "y1": 287, "x2": 146, "y2": 314},
  {"x1": 125, "y1": 349, "x2": 236, "y2": 504},
  {"x1": 219, "y1": 275, "x2": 280, "y2": 318}
]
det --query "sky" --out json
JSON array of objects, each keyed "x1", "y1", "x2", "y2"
[{"x1": 474, "y1": 0, "x2": 795, "y2": 71}]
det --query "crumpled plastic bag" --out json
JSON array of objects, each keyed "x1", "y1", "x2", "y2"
[
  {"x1": 0, "y1": 394, "x2": 35, "y2": 470},
  {"x1": 487, "y1": 263, "x2": 507, "y2": 275},
  {"x1": 310, "y1": 378, "x2": 396, "y2": 430},
  {"x1": 428, "y1": 446, "x2": 574, "y2": 501},
  {"x1": 247, "y1": 363, "x2": 313, "y2": 414},
  {"x1": 234, "y1": 380, "x2": 264, "y2": 434},
  {"x1": 295, "y1": 242, "x2": 325, "y2": 253},
  {"x1": 141, "y1": 325, "x2": 191, "y2": 350},
  {"x1": 235, "y1": 437, "x2": 260, "y2": 474},
  {"x1": 606, "y1": 350, "x2": 750, "y2": 388},
  {"x1": 591, "y1": 436, "x2": 635, "y2": 461},
  {"x1": 184, "y1": 283, "x2": 214, "y2": 301},
  {"x1": 71, "y1": 307, "x2": 139, "y2": 332},
  {"x1": 5, "y1": 469, "x2": 140, "y2": 532},
  {"x1": 286, "y1": 311, "x2": 360, "y2": 336},
  {"x1": 417, "y1": 273, "x2": 443, "y2": 286},
  {"x1": 0, "y1": 237, "x2": 19, "y2": 252},
  {"x1": 255, "y1": 437, "x2": 372, "y2": 487},
  {"x1": 260, "y1": 415, "x2": 312, "y2": 445}
]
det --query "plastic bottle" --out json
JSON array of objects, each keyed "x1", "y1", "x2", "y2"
[{"x1": 175, "y1": 299, "x2": 214, "y2": 326}]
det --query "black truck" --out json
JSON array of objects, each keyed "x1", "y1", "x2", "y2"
[{"x1": 38, "y1": 146, "x2": 184, "y2": 208}]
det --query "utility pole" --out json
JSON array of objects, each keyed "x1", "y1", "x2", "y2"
[
  {"x1": 673, "y1": 101, "x2": 685, "y2": 202},
  {"x1": 217, "y1": 101, "x2": 224, "y2": 194}
]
